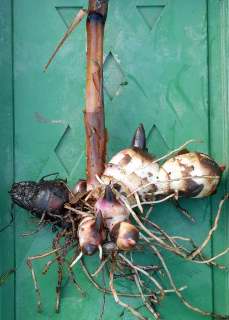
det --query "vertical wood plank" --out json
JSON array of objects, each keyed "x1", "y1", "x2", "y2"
[
  {"x1": 0, "y1": 0, "x2": 15, "y2": 319},
  {"x1": 208, "y1": 0, "x2": 229, "y2": 315}
]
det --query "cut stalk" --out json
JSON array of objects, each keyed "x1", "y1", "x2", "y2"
[{"x1": 84, "y1": 0, "x2": 108, "y2": 189}]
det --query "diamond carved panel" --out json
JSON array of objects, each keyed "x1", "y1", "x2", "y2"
[
  {"x1": 54, "y1": 125, "x2": 79, "y2": 175},
  {"x1": 136, "y1": 5, "x2": 165, "y2": 30},
  {"x1": 56, "y1": 6, "x2": 82, "y2": 27},
  {"x1": 147, "y1": 124, "x2": 169, "y2": 157},
  {"x1": 103, "y1": 52, "x2": 126, "y2": 100}
]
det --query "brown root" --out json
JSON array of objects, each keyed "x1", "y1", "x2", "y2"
[
  {"x1": 142, "y1": 234, "x2": 229, "y2": 319},
  {"x1": 109, "y1": 258, "x2": 147, "y2": 320},
  {"x1": 188, "y1": 193, "x2": 229, "y2": 259}
]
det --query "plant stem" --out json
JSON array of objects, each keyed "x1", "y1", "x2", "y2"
[{"x1": 84, "y1": 0, "x2": 108, "y2": 189}]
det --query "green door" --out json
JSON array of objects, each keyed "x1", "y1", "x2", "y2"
[{"x1": 0, "y1": 0, "x2": 228, "y2": 319}]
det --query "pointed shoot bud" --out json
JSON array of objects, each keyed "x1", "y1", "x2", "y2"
[
  {"x1": 104, "y1": 185, "x2": 116, "y2": 202},
  {"x1": 95, "y1": 186, "x2": 129, "y2": 231},
  {"x1": 78, "y1": 217, "x2": 105, "y2": 256},
  {"x1": 131, "y1": 123, "x2": 147, "y2": 151}
]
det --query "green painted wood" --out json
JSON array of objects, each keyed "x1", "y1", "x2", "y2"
[
  {"x1": 208, "y1": 0, "x2": 229, "y2": 316},
  {"x1": 0, "y1": 1, "x2": 15, "y2": 319},
  {"x1": 0, "y1": 0, "x2": 228, "y2": 319}
]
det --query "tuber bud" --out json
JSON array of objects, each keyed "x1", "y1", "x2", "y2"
[
  {"x1": 78, "y1": 213, "x2": 105, "y2": 256},
  {"x1": 95, "y1": 186, "x2": 139, "y2": 251}
]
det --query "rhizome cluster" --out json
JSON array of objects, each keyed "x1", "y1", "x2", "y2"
[{"x1": 9, "y1": 124, "x2": 229, "y2": 320}]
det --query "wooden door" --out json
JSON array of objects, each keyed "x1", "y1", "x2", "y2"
[{"x1": 0, "y1": 0, "x2": 228, "y2": 319}]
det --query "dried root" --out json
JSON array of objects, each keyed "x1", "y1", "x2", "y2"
[
  {"x1": 109, "y1": 258, "x2": 147, "y2": 320},
  {"x1": 26, "y1": 230, "x2": 78, "y2": 312}
]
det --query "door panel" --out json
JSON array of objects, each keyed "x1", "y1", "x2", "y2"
[
  {"x1": 0, "y1": 1, "x2": 15, "y2": 320},
  {"x1": 0, "y1": 0, "x2": 227, "y2": 319}
]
